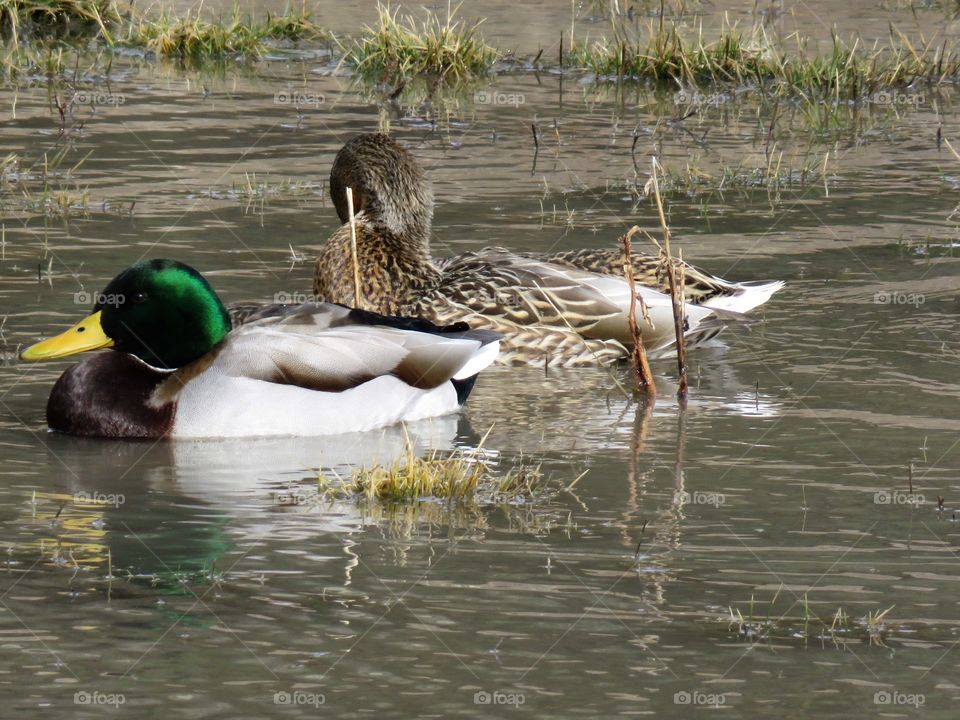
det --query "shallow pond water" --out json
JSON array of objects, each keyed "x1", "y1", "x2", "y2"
[{"x1": 2, "y1": 1, "x2": 960, "y2": 717}]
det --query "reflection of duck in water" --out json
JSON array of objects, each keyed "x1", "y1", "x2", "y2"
[
  {"x1": 23, "y1": 438, "x2": 233, "y2": 583},
  {"x1": 28, "y1": 419, "x2": 461, "y2": 584},
  {"x1": 313, "y1": 133, "x2": 784, "y2": 366},
  {"x1": 19, "y1": 260, "x2": 499, "y2": 438}
]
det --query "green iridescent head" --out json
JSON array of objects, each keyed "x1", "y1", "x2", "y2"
[{"x1": 21, "y1": 259, "x2": 232, "y2": 369}]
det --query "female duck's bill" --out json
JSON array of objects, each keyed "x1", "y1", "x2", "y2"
[
  {"x1": 313, "y1": 133, "x2": 785, "y2": 367},
  {"x1": 20, "y1": 259, "x2": 501, "y2": 439}
]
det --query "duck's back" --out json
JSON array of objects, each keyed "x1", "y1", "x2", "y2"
[{"x1": 423, "y1": 248, "x2": 723, "y2": 366}]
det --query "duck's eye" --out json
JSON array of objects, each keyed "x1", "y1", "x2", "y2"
[{"x1": 130, "y1": 292, "x2": 147, "y2": 304}]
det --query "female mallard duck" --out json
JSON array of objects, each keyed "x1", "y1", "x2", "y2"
[
  {"x1": 20, "y1": 259, "x2": 500, "y2": 439},
  {"x1": 314, "y1": 133, "x2": 784, "y2": 366}
]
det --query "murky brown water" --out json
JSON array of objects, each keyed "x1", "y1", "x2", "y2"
[{"x1": 1, "y1": 1, "x2": 960, "y2": 717}]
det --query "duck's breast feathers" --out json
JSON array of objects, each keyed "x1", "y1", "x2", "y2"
[{"x1": 47, "y1": 353, "x2": 175, "y2": 439}]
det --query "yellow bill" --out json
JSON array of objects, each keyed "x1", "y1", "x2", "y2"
[{"x1": 20, "y1": 311, "x2": 114, "y2": 361}]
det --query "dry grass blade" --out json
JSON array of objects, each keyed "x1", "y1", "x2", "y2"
[
  {"x1": 649, "y1": 157, "x2": 688, "y2": 400},
  {"x1": 620, "y1": 225, "x2": 656, "y2": 395},
  {"x1": 346, "y1": 186, "x2": 362, "y2": 309}
]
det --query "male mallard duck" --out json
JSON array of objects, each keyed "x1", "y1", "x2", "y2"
[
  {"x1": 314, "y1": 133, "x2": 784, "y2": 366},
  {"x1": 20, "y1": 260, "x2": 500, "y2": 439}
]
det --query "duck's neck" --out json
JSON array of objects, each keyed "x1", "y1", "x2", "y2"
[
  {"x1": 368, "y1": 192, "x2": 433, "y2": 251},
  {"x1": 314, "y1": 218, "x2": 442, "y2": 316}
]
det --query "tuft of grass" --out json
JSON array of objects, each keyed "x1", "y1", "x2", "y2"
[
  {"x1": 125, "y1": 7, "x2": 261, "y2": 58},
  {"x1": 123, "y1": 2, "x2": 328, "y2": 60},
  {"x1": 567, "y1": 22, "x2": 960, "y2": 98},
  {"x1": 260, "y1": 2, "x2": 327, "y2": 42},
  {"x1": 347, "y1": 2, "x2": 499, "y2": 83},
  {"x1": 317, "y1": 437, "x2": 542, "y2": 504},
  {"x1": 0, "y1": 0, "x2": 121, "y2": 43},
  {"x1": 0, "y1": 2, "x2": 329, "y2": 68}
]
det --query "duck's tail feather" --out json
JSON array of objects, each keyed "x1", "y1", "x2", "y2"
[
  {"x1": 449, "y1": 338, "x2": 500, "y2": 404},
  {"x1": 700, "y1": 280, "x2": 785, "y2": 314},
  {"x1": 452, "y1": 339, "x2": 501, "y2": 381}
]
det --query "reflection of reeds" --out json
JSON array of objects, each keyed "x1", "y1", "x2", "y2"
[{"x1": 611, "y1": 150, "x2": 829, "y2": 205}]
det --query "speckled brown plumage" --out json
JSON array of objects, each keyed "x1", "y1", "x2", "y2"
[{"x1": 313, "y1": 133, "x2": 782, "y2": 366}]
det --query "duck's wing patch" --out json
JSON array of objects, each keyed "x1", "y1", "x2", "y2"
[
  {"x1": 211, "y1": 309, "x2": 491, "y2": 393},
  {"x1": 438, "y1": 249, "x2": 625, "y2": 332},
  {"x1": 439, "y1": 249, "x2": 723, "y2": 351}
]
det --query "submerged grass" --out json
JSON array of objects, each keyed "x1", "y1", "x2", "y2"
[
  {"x1": 729, "y1": 591, "x2": 898, "y2": 648},
  {"x1": 205, "y1": 173, "x2": 324, "y2": 202},
  {"x1": 647, "y1": 149, "x2": 828, "y2": 196},
  {"x1": 567, "y1": 22, "x2": 960, "y2": 98},
  {"x1": 0, "y1": 147, "x2": 92, "y2": 219},
  {"x1": 346, "y1": 2, "x2": 499, "y2": 83}
]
